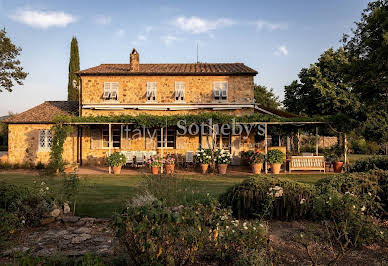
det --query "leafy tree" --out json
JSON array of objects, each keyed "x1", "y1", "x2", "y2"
[
  {"x1": 254, "y1": 84, "x2": 281, "y2": 109},
  {"x1": 343, "y1": 0, "x2": 388, "y2": 142},
  {"x1": 283, "y1": 48, "x2": 358, "y2": 117},
  {"x1": 0, "y1": 28, "x2": 28, "y2": 92},
  {"x1": 67, "y1": 37, "x2": 80, "y2": 101}
]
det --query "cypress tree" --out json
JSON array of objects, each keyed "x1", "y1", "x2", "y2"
[{"x1": 67, "y1": 37, "x2": 80, "y2": 101}]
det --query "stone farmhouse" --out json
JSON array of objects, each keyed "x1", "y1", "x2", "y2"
[{"x1": 4, "y1": 49, "x2": 296, "y2": 167}]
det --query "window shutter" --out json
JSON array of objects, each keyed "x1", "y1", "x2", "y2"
[{"x1": 90, "y1": 127, "x2": 102, "y2": 150}]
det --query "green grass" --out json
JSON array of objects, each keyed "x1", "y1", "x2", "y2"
[{"x1": 0, "y1": 172, "x2": 328, "y2": 218}]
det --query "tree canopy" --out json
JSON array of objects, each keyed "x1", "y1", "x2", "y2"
[
  {"x1": 67, "y1": 37, "x2": 80, "y2": 102},
  {"x1": 284, "y1": 0, "x2": 388, "y2": 142},
  {"x1": 0, "y1": 28, "x2": 28, "y2": 92},
  {"x1": 254, "y1": 84, "x2": 281, "y2": 109}
]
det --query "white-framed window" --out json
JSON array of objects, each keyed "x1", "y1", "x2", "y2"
[
  {"x1": 102, "y1": 82, "x2": 119, "y2": 101},
  {"x1": 102, "y1": 128, "x2": 121, "y2": 148},
  {"x1": 157, "y1": 128, "x2": 176, "y2": 148},
  {"x1": 175, "y1": 82, "x2": 185, "y2": 102},
  {"x1": 39, "y1": 129, "x2": 52, "y2": 150},
  {"x1": 213, "y1": 81, "x2": 228, "y2": 101},
  {"x1": 146, "y1": 82, "x2": 157, "y2": 102}
]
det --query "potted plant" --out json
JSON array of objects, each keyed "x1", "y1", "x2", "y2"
[
  {"x1": 147, "y1": 155, "x2": 163, "y2": 175},
  {"x1": 106, "y1": 152, "x2": 126, "y2": 174},
  {"x1": 163, "y1": 154, "x2": 176, "y2": 174},
  {"x1": 194, "y1": 148, "x2": 212, "y2": 174},
  {"x1": 325, "y1": 146, "x2": 344, "y2": 173},
  {"x1": 247, "y1": 151, "x2": 265, "y2": 174},
  {"x1": 267, "y1": 149, "x2": 285, "y2": 174},
  {"x1": 214, "y1": 149, "x2": 232, "y2": 175}
]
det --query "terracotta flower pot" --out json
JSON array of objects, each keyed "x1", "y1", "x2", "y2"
[
  {"x1": 218, "y1": 164, "x2": 228, "y2": 175},
  {"x1": 333, "y1": 161, "x2": 344, "y2": 173},
  {"x1": 251, "y1": 163, "x2": 263, "y2": 174},
  {"x1": 112, "y1": 165, "x2": 122, "y2": 175},
  {"x1": 271, "y1": 163, "x2": 281, "y2": 174},
  {"x1": 165, "y1": 164, "x2": 175, "y2": 174},
  {"x1": 200, "y1": 164, "x2": 209, "y2": 174},
  {"x1": 151, "y1": 166, "x2": 160, "y2": 175}
]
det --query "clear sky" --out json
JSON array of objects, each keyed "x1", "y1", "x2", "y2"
[{"x1": 0, "y1": 0, "x2": 371, "y2": 116}]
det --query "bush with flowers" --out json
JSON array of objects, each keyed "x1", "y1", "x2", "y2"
[
  {"x1": 113, "y1": 198, "x2": 270, "y2": 265},
  {"x1": 147, "y1": 155, "x2": 163, "y2": 167},
  {"x1": 162, "y1": 154, "x2": 175, "y2": 165},
  {"x1": 194, "y1": 148, "x2": 212, "y2": 164},
  {"x1": 214, "y1": 149, "x2": 232, "y2": 165},
  {"x1": 246, "y1": 151, "x2": 265, "y2": 165},
  {"x1": 0, "y1": 181, "x2": 60, "y2": 249},
  {"x1": 220, "y1": 176, "x2": 315, "y2": 220}
]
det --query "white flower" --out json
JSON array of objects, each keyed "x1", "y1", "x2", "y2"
[
  {"x1": 21, "y1": 220, "x2": 25, "y2": 224},
  {"x1": 41, "y1": 181, "x2": 45, "y2": 186},
  {"x1": 345, "y1": 191, "x2": 349, "y2": 194},
  {"x1": 368, "y1": 192, "x2": 372, "y2": 196},
  {"x1": 352, "y1": 205, "x2": 356, "y2": 209},
  {"x1": 380, "y1": 231, "x2": 384, "y2": 235},
  {"x1": 361, "y1": 206, "x2": 366, "y2": 212},
  {"x1": 33, "y1": 180, "x2": 36, "y2": 184},
  {"x1": 46, "y1": 187, "x2": 49, "y2": 191},
  {"x1": 39, "y1": 188, "x2": 43, "y2": 192},
  {"x1": 243, "y1": 222, "x2": 247, "y2": 227},
  {"x1": 300, "y1": 198, "x2": 306, "y2": 204},
  {"x1": 244, "y1": 226, "x2": 248, "y2": 230}
]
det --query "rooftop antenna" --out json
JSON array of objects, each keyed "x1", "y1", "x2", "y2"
[{"x1": 196, "y1": 42, "x2": 199, "y2": 63}]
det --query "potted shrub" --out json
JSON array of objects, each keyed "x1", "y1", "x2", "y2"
[
  {"x1": 106, "y1": 152, "x2": 126, "y2": 174},
  {"x1": 324, "y1": 147, "x2": 344, "y2": 173},
  {"x1": 247, "y1": 151, "x2": 265, "y2": 174},
  {"x1": 163, "y1": 154, "x2": 176, "y2": 174},
  {"x1": 194, "y1": 148, "x2": 212, "y2": 174},
  {"x1": 214, "y1": 149, "x2": 232, "y2": 175},
  {"x1": 147, "y1": 155, "x2": 163, "y2": 175},
  {"x1": 267, "y1": 149, "x2": 285, "y2": 174}
]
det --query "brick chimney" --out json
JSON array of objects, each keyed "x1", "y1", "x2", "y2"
[{"x1": 129, "y1": 48, "x2": 139, "y2": 72}]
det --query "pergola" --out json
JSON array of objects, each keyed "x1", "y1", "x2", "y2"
[{"x1": 66, "y1": 120, "x2": 333, "y2": 174}]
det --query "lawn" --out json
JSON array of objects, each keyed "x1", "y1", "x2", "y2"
[{"x1": 0, "y1": 171, "x2": 328, "y2": 218}]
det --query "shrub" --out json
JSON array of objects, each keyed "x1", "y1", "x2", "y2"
[
  {"x1": 113, "y1": 200, "x2": 269, "y2": 265},
  {"x1": 246, "y1": 151, "x2": 265, "y2": 165},
  {"x1": 214, "y1": 148, "x2": 232, "y2": 165},
  {"x1": 0, "y1": 182, "x2": 59, "y2": 249},
  {"x1": 219, "y1": 176, "x2": 315, "y2": 220},
  {"x1": 106, "y1": 152, "x2": 126, "y2": 167},
  {"x1": 267, "y1": 149, "x2": 285, "y2": 164},
  {"x1": 147, "y1": 155, "x2": 163, "y2": 167},
  {"x1": 348, "y1": 156, "x2": 388, "y2": 172},
  {"x1": 194, "y1": 148, "x2": 212, "y2": 164}
]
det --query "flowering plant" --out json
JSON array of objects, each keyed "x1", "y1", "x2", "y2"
[
  {"x1": 106, "y1": 152, "x2": 127, "y2": 167},
  {"x1": 194, "y1": 148, "x2": 212, "y2": 164},
  {"x1": 247, "y1": 151, "x2": 265, "y2": 165},
  {"x1": 163, "y1": 154, "x2": 175, "y2": 165},
  {"x1": 147, "y1": 155, "x2": 163, "y2": 167},
  {"x1": 214, "y1": 149, "x2": 232, "y2": 165}
]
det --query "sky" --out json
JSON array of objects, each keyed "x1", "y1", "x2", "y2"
[{"x1": 0, "y1": 0, "x2": 372, "y2": 116}]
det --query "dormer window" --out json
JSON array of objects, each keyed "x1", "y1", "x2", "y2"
[
  {"x1": 103, "y1": 82, "x2": 119, "y2": 101},
  {"x1": 146, "y1": 82, "x2": 157, "y2": 102},
  {"x1": 213, "y1": 81, "x2": 228, "y2": 101},
  {"x1": 175, "y1": 82, "x2": 185, "y2": 102}
]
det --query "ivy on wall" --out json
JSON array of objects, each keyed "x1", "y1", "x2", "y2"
[
  {"x1": 54, "y1": 112, "x2": 327, "y2": 128},
  {"x1": 48, "y1": 124, "x2": 73, "y2": 173}
]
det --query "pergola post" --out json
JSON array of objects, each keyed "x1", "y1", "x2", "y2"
[
  {"x1": 160, "y1": 127, "x2": 164, "y2": 173},
  {"x1": 264, "y1": 123, "x2": 268, "y2": 174},
  {"x1": 344, "y1": 133, "x2": 348, "y2": 166},
  {"x1": 108, "y1": 123, "x2": 112, "y2": 174},
  {"x1": 315, "y1": 127, "x2": 319, "y2": 155}
]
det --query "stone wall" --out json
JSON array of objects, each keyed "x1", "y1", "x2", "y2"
[
  {"x1": 8, "y1": 124, "x2": 77, "y2": 165},
  {"x1": 80, "y1": 75, "x2": 254, "y2": 107}
]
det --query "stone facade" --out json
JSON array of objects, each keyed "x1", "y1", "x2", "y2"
[
  {"x1": 8, "y1": 124, "x2": 77, "y2": 165},
  {"x1": 80, "y1": 75, "x2": 254, "y2": 109}
]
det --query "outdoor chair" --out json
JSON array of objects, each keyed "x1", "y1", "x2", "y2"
[
  {"x1": 185, "y1": 151, "x2": 194, "y2": 168},
  {"x1": 135, "y1": 152, "x2": 145, "y2": 167},
  {"x1": 122, "y1": 151, "x2": 134, "y2": 167}
]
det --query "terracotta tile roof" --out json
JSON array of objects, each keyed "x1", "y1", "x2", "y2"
[
  {"x1": 4, "y1": 101, "x2": 79, "y2": 124},
  {"x1": 78, "y1": 63, "x2": 258, "y2": 76}
]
